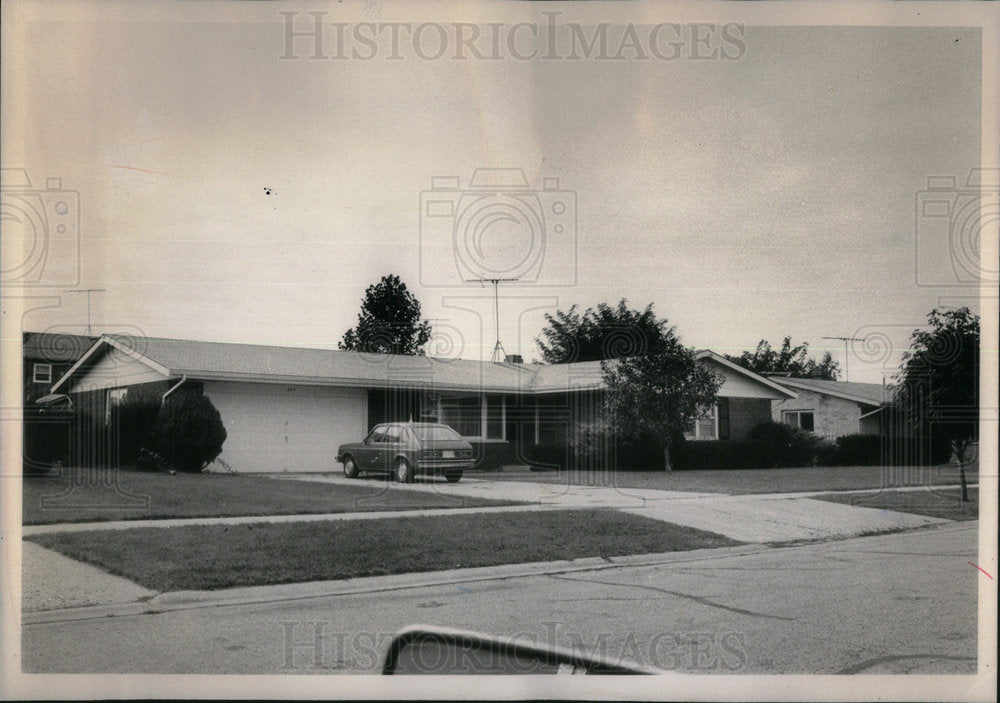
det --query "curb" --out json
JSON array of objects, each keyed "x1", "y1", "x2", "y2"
[{"x1": 22, "y1": 543, "x2": 771, "y2": 625}]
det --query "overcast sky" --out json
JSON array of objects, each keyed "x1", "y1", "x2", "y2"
[{"x1": 4, "y1": 2, "x2": 989, "y2": 383}]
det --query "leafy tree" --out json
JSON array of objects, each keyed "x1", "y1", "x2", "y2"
[
  {"x1": 597, "y1": 319, "x2": 723, "y2": 471},
  {"x1": 894, "y1": 307, "x2": 980, "y2": 501},
  {"x1": 153, "y1": 388, "x2": 227, "y2": 473},
  {"x1": 339, "y1": 274, "x2": 432, "y2": 355},
  {"x1": 536, "y1": 300, "x2": 670, "y2": 363},
  {"x1": 725, "y1": 337, "x2": 840, "y2": 380}
]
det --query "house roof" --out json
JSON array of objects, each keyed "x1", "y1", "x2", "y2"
[
  {"x1": 52, "y1": 335, "x2": 535, "y2": 394},
  {"x1": 768, "y1": 376, "x2": 889, "y2": 406},
  {"x1": 22, "y1": 332, "x2": 98, "y2": 363},
  {"x1": 52, "y1": 334, "x2": 795, "y2": 399}
]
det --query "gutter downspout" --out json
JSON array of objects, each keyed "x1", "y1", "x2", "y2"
[{"x1": 162, "y1": 375, "x2": 187, "y2": 402}]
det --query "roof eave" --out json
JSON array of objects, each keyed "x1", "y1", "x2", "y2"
[
  {"x1": 695, "y1": 350, "x2": 798, "y2": 399},
  {"x1": 771, "y1": 377, "x2": 888, "y2": 406}
]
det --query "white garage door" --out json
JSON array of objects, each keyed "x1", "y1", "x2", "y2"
[{"x1": 203, "y1": 381, "x2": 366, "y2": 473}]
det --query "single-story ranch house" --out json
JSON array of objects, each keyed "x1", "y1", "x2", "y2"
[
  {"x1": 769, "y1": 376, "x2": 890, "y2": 439},
  {"x1": 50, "y1": 335, "x2": 796, "y2": 472}
]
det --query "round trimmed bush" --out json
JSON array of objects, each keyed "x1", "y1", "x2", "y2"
[{"x1": 153, "y1": 388, "x2": 227, "y2": 472}]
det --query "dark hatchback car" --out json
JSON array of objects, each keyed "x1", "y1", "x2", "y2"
[{"x1": 336, "y1": 422, "x2": 475, "y2": 483}]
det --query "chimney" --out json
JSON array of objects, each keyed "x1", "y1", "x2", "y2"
[{"x1": 504, "y1": 354, "x2": 524, "y2": 364}]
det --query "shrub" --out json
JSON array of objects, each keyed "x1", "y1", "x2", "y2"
[
  {"x1": 524, "y1": 439, "x2": 665, "y2": 472},
  {"x1": 109, "y1": 396, "x2": 161, "y2": 467},
  {"x1": 674, "y1": 439, "x2": 767, "y2": 471},
  {"x1": 826, "y1": 431, "x2": 953, "y2": 467},
  {"x1": 828, "y1": 434, "x2": 882, "y2": 466},
  {"x1": 22, "y1": 405, "x2": 72, "y2": 474},
  {"x1": 153, "y1": 388, "x2": 227, "y2": 472},
  {"x1": 745, "y1": 421, "x2": 832, "y2": 468}
]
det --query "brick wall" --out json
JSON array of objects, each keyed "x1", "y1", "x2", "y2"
[
  {"x1": 726, "y1": 397, "x2": 772, "y2": 439},
  {"x1": 772, "y1": 388, "x2": 864, "y2": 439}
]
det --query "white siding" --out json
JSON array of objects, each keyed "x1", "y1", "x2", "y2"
[
  {"x1": 702, "y1": 359, "x2": 787, "y2": 400},
  {"x1": 203, "y1": 381, "x2": 366, "y2": 473},
  {"x1": 68, "y1": 347, "x2": 168, "y2": 393}
]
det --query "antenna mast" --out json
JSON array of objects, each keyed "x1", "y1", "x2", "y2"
[
  {"x1": 63, "y1": 288, "x2": 106, "y2": 335},
  {"x1": 822, "y1": 335, "x2": 865, "y2": 382},
  {"x1": 466, "y1": 277, "x2": 519, "y2": 362}
]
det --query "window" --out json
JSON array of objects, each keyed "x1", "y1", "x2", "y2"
[
  {"x1": 105, "y1": 387, "x2": 127, "y2": 424},
  {"x1": 436, "y1": 394, "x2": 506, "y2": 440},
  {"x1": 367, "y1": 425, "x2": 387, "y2": 443},
  {"x1": 412, "y1": 425, "x2": 463, "y2": 441},
  {"x1": 485, "y1": 394, "x2": 505, "y2": 440},
  {"x1": 32, "y1": 363, "x2": 52, "y2": 384},
  {"x1": 384, "y1": 425, "x2": 403, "y2": 443},
  {"x1": 439, "y1": 395, "x2": 482, "y2": 438},
  {"x1": 684, "y1": 405, "x2": 718, "y2": 440},
  {"x1": 782, "y1": 410, "x2": 815, "y2": 432}
]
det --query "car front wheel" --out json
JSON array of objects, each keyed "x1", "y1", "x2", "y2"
[
  {"x1": 343, "y1": 456, "x2": 359, "y2": 478},
  {"x1": 395, "y1": 458, "x2": 414, "y2": 483}
]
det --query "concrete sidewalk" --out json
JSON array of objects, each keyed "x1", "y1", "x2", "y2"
[
  {"x1": 277, "y1": 474, "x2": 951, "y2": 542},
  {"x1": 21, "y1": 503, "x2": 568, "y2": 536}
]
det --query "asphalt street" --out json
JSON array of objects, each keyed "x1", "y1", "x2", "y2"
[{"x1": 21, "y1": 522, "x2": 980, "y2": 676}]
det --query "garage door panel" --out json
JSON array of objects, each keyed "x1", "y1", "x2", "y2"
[{"x1": 203, "y1": 382, "x2": 365, "y2": 473}]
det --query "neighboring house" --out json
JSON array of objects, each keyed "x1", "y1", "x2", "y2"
[
  {"x1": 50, "y1": 335, "x2": 795, "y2": 473},
  {"x1": 21, "y1": 331, "x2": 98, "y2": 405},
  {"x1": 21, "y1": 331, "x2": 98, "y2": 472},
  {"x1": 769, "y1": 376, "x2": 891, "y2": 439}
]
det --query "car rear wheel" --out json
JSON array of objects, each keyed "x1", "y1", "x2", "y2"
[
  {"x1": 395, "y1": 458, "x2": 414, "y2": 483},
  {"x1": 444, "y1": 471, "x2": 463, "y2": 483},
  {"x1": 342, "y1": 456, "x2": 359, "y2": 478}
]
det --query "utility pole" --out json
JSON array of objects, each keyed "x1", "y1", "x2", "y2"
[
  {"x1": 64, "y1": 289, "x2": 106, "y2": 335},
  {"x1": 466, "y1": 277, "x2": 519, "y2": 362},
  {"x1": 822, "y1": 335, "x2": 864, "y2": 382}
]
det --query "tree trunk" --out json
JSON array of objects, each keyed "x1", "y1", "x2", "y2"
[
  {"x1": 663, "y1": 443, "x2": 672, "y2": 473},
  {"x1": 955, "y1": 441, "x2": 969, "y2": 503},
  {"x1": 959, "y1": 460, "x2": 968, "y2": 503}
]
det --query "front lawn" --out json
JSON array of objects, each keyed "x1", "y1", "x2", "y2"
[
  {"x1": 22, "y1": 470, "x2": 519, "y2": 525},
  {"x1": 812, "y1": 487, "x2": 979, "y2": 522},
  {"x1": 485, "y1": 464, "x2": 977, "y2": 496},
  {"x1": 26, "y1": 510, "x2": 740, "y2": 591}
]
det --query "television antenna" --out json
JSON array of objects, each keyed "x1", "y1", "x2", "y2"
[
  {"x1": 466, "y1": 277, "x2": 519, "y2": 362},
  {"x1": 822, "y1": 335, "x2": 865, "y2": 382},
  {"x1": 63, "y1": 288, "x2": 106, "y2": 335}
]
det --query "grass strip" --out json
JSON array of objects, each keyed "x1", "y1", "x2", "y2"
[
  {"x1": 492, "y1": 464, "x2": 978, "y2": 495},
  {"x1": 26, "y1": 509, "x2": 740, "y2": 591},
  {"x1": 812, "y1": 487, "x2": 979, "y2": 521},
  {"x1": 23, "y1": 471, "x2": 519, "y2": 525}
]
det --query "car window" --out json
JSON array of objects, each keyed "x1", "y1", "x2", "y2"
[
  {"x1": 368, "y1": 426, "x2": 387, "y2": 443},
  {"x1": 384, "y1": 425, "x2": 403, "y2": 442},
  {"x1": 412, "y1": 425, "x2": 463, "y2": 441}
]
